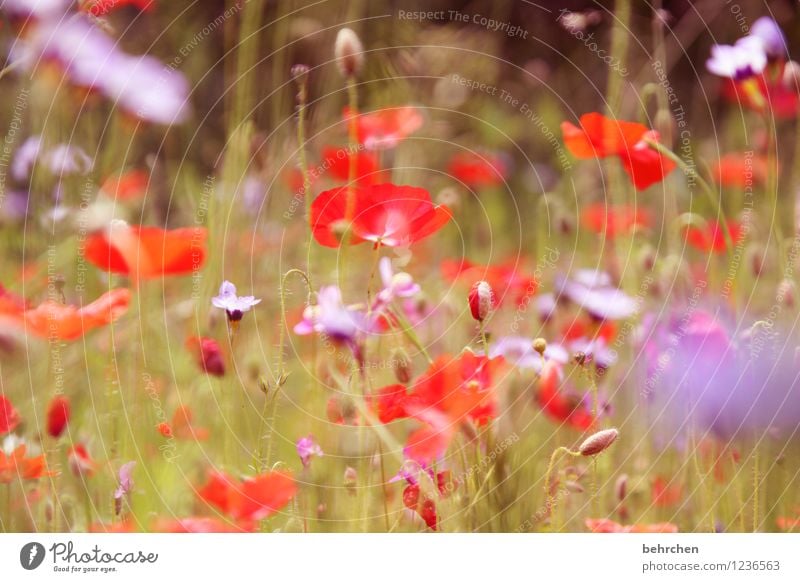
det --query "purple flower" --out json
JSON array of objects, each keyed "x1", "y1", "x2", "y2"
[
  {"x1": 1, "y1": 0, "x2": 69, "y2": 19},
  {"x1": 12, "y1": 137, "x2": 94, "y2": 181},
  {"x1": 706, "y1": 36, "x2": 767, "y2": 80},
  {"x1": 371, "y1": 257, "x2": 421, "y2": 313},
  {"x1": 296, "y1": 436, "x2": 323, "y2": 468},
  {"x1": 489, "y1": 336, "x2": 568, "y2": 371},
  {"x1": 212, "y1": 280, "x2": 261, "y2": 322},
  {"x1": 557, "y1": 269, "x2": 638, "y2": 320},
  {"x1": 750, "y1": 17, "x2": 786, "y2": 60},
  {"x1": 114, "y1": 461, "x2": 136, "y2": 500},
  {"x1": 294, "y1": 286, "x2": 370, "y2": 342}
]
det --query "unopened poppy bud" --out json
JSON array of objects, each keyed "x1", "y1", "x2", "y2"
[
  {"x1": 783, "y1": 60, "x2": 800, "y2": 90},
  {"x1": 468, "y1": 280, "x2": 494, "y2": 322},
  {"x1": 532, "y1": 337, "x2": 547, "y2": 356},
  {"x1": 778, "y1": 278, "x2": 796, "y2": 308},
  {"x1": 46, "y1": 395, "x2": 70, "y2": 438},
  {"x1": 392, "y1": 348, "x2": 413, "y2": 383},
  {"x1": 638, "y1": 244, "x2": 656, "y2": 271},
  {"x1": 344, "y1": 466, "x2": 358, "y2": 494},
  {"x1": 334, "y1": 28, "x2": 364, "y2": 78},
  {"x1": 578, "y1": 428, "x2": 619, "y2": 456},
  {"x1": 615, "y1": 473, "x2": 628, "y2": 501}
]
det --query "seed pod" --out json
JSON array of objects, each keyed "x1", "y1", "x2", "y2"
[
  {"x1": 578, "y1": 428, "x2": 619, "y2": 456},
  {"x1": 334, "y1": 28, "x2": 364, "y2": 78},
  {"x1": 468, "y1": 280, "x2": 494, "y2": 322}
]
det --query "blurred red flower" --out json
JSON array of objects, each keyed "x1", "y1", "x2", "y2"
[
  {"x1": 152, "y1": 517, "x2": 254, "y2": 533},
  {"x1": 186, "y1": 336, "x2": 225, "y2": 377},
  {"x1": 441, "y1": 258, "x2": 537, "y2": 307},
  {"x1": 0, "y1": 445, "x2": 52, "y2": 483},
  {"x1": 84, "y1": 223, "x2": 207, "y2": 279},
  {"x1": 0, "y1": 395, "x2": 21, "y2": 436},
  {"x1": 586, "y1": 518, "x2": 678, "y2": 533},
  {"x1": 81, "y1": 0, "x2": 155, "y2": 17},
  {"x1": 535, "y1": 360, "x2": 594, "y2": 430},
  {"x1": 322, "y1": 146, "x2": 381, "y2": 186},
  {"x1": 447, "y1": 151, "x2": 507, "y2": 189},
  {"x1": 344, "y1": 106, "x2": 423, "y2": 150},
  {"x1": 652, "y1": 475, "x2": 683, "y2": 508},
  {"x1": 684, "y1": 219, "x2": 743, "y2": 253},
  {"x1": 197, "y1": 470, "x2": 297, "y2": 522},
  {"x1": 99, "y1": 169, "x2": 149, "y2": 201},
  {"x1": 581, "y1": 203, "x2": 651, "y2": 238},
  {"x1": 68, "y1": 444, "x2": 97, "y2": 478},
  {"x1": 723, "y1": 74, "x2": 799, "y2": 119},
  {"x1": 311, "y1": 183, "x2": 451, "y2": 248},
  {"x1": 46, "y1": 395, "x2": 70, "y2": 438},
  {"x1": 562, "y1": 112, "x2": 676, "y2": 190},
  {"x1": 712, "y1": 153, "x2": 770, "y2": 188}
]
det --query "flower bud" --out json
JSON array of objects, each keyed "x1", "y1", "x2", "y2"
[
  {"x1": 778, "y1": 278, "x2": 796, "y2": 308},
  {"x1": 392, "y1": 348, "x2": 413, "y2": 384},
  {"x1": 291, "y1": 63, "x2": 309, "y2": 83},
  {"x1": 344, "y1": 466, "x2": 358, "y2": 495},
  {"x1": 532, "y1": 337, "x2": 547, "y2": 356},
  {"x1": 578, "y1": 428, "x2": 619, "y2": 456},
  {"x1": 615, "y1": 473, "x2": 628, "y2": 501},
  {"x1": 334, "y1": 28, "x2": 364, "y2": 78},
  {"x1": 46, "y1": 395, "x2": 70, "y2": 438},
  {"x1": 468, "y1": 280, "x2": 494, "y2": 322}
]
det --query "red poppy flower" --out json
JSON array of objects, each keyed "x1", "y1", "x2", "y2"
[
  {"x1": 311, "y1": 183, "x2": 451, "y2": 248},
  {"x1": 711, "y1": 153, "x2": 770, "y2": 188},
  {"x1": 84, "y1": 222, "x2": 207, "y2": 279},
  {"x1": 81, "y1": 0, "x2": 155, "y2": 16},
  {"x1": 562, "y1": 112, "x2": 676, "y2": 190},
  {"x1": 402, "y1": 470, "x2": 453, "y2": 531},
  {"x1": 447, "y1": 151, "x2": 507, "y2": 189},
  {"x1": 100, "y1": 169, "x2": 149, "y2": 201},
  {"x1": 581, "y1": 203, "x2": 651, "y2": 238},
  {"x1": 585, "y1": 518, "x2": 678, "y2": 533},
  {"x1": 722, "y1": 72, "x2": 799, "y2": 119},
  {"x1": 322, "y1": 146, "x2": 381, "y2": 186},
  {"x1": 167, "y1": 406, "x2": 209, "y2": 441},
  {"x1": 186, "y1": 336, "x2": 225, "y2": 377},
  {"x1": 20, "y1": 289, "x2": 131, "y2": 341},
  {"x1": 0, "y1": 445, "x2": 52, "y2": 483},
  {"x1": 0, "y1": 395, "x2": 20, "y2": 436},
  {"x1": 651, "y1": 475, "x2": 682, "y2": 508},
  {"x1": 684, "y1": 219, "x2": 743, "y2": 253},
  {"x1": 441, "y1": 258, "x2": 537, "y2": 307},
  {"x1": 376, "y1": 352, "x2": 501, "y2": 463},
  {"x1": 535, "y1": 360, "x2": 594, "y2": 430},
  {"x1": 152, "y1": 517, "x2": 254, "y2": 533},
  {"x1": 46, "y1": 395, "x2": 70, "y2": 438},
  {"x1": 67, "y1": 444, "x2": 96, "y2": 477},
  {"x1": 197, "y1": 470, "x2": 297, "y2": 522},
  {"x1": 344, "y1": 106, "x2": 423, "y2": 149}
]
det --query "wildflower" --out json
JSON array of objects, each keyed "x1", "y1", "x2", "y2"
[
  {"x1": 344, "y1": 106, "x2": 424, "y2": 150},
  {"x1": 186, "y1": 336, "x2": 226, "y2": 377},
  {"x1": 712, "y1": 154, "x2": 769, "y2": 188},
  {"x1": 684, "y1": 219, "x2": 743, "y2": 253},
  {"x1": 294, "y1": 286, "x2": 370, "y2": 346},
  {"x1": 84, "y1": 221, "x2": 207, "y2": 279},
  {"x1": 489, "y1": 336, "x2": 567, "y2": 371},
  {"x1": 165, "y1": 406, "x2": 209, "y2": 441},
  {"x1": 296, "y1": 436, "x2": 323, "y2": 468},
  {"x1": 447, "y1": 151, "x2": 508, "y2": 189},
  {"x1": 12, "y1": 137, "x2": 93, "y2": 181},
  {"x1": 706, "y1": 36, "x2": 768, "y2": 80},
  {"x1": 750, "y1": 17, "x2": 787, "y2": 60},
  {"x1": 535, "y1": 360, "x2": 594, "y2": 430},
  {"x1": 211, "y1": 281, "x2": 261, "y2": 323},
  {"x1": 557, "y1": 269, "x2": 637, "y2": 320},
  {"x1": 561, "y1": 112, "x2": 676, "y2": 190},
  {"x1": 20, "y1": 288, "x2": 131, "y2": 341},
  {"x1": 0, "y1": 441, "x2": 52, "y2": 483},
  {"x1": 0, "y1": 396, "x2": 21, "y2": 436},
  {"x1": 468, "y1": 281, "x2": 494, "y2": 322},
  {"x1": 1, "y1": 0, "x2": 69, "y2": 20},
  {"x1": 114, "y1": 461, "x2": 135, "y2": 514},
  {"x1": 652, "y1": 475, "x2": 683, "y2": 508},
  {"x1": 441, "y1": 258, "x2": 537, "y2": 308},
  {"x1": 67, "y1": 444, "x2": 96, "y2": 477},
  {"x1": 585, "y1": 518, "x2": 678, "y2": 533},
  {"x1": 334, "y1": 28, "x2": 364, "y2": 78},
  {"x1": 402, "y1": 484, "x2": 439, "y2": 530},
  {"x1": 197, "y1": 470, "x2": 297, "y2": 522},
  {"x1": 322, "y1": 146, "x2": 381, "y2": 185},
  {"x1": 375, "y1": 257, "x2": 420, "y2": 304},
  {"x1": 578, "y1": 428, "x2": 618, "y2": 456},
  {"x1": 311, "y1": 183, "x2": 451, "y2": 248},
  {"x1": 99, "y1": 170, "x2": 149, "y2": 201},
  {"x1": 152, "y1": 517, "x2": 254, "y2": 533},
  {"x1": 343, "y1": 466, "x2": 358, "y2": 494},
  {"x1": 46, "y1": 395, "x2": 70, "y2": 438},
  {"x1": 581, "y1": 203, "x2": 651, "y2": 238}
]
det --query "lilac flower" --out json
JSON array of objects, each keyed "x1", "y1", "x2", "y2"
[
  {"x1": 489, "y1": 336, "x2": 568, "y2": 372},
  {"x1": 750, "y1": 17, "x2": 786, "y2": 60},
  {"x1": 11, "y1": 16, "x2": 190, "y2": 125},
  {"x1": 296, "y1": 436, "x2": 323, "y2": 468},
  {"x1": 12, "y1": 136, "x2": 93, "y2": 181},
  {"x1": 0, "y1": 0, "x2": 69, "y2": 19},
  {"x1": 706, "y1": 36, "x2": 767, "y2": 80},
  {"x1": 378, "y1": 258, "x2": 420, "y2": 301},
  {"x1": 114, "y1": 461, "x2": 136, "y2": 500},
  {"x1": 557, "y1": 269, "x2": 637, "y2": 320},
  {"x1": 568, "y1": 336, "x2": 618, "y2": 369},
  {"x1": 294, "y1": 286, "x2": 370, "y2": 342},
  {"x1": 212, "y1": 281, "x2": 261, "y2": 322}
]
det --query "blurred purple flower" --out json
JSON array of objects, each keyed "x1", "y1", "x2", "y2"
[
  {"x1": 1, "y1": 0, "x2": 69, "y2": 19},
  {"x1": 296, "y1": 436, "x2": 323, "y2": 468},
  {"x1": 114, "y1": 461, "x2": 136, "y2": 500},
  {"x1": 489, "y1": 336, "x2": 568, "y2": 372},
  {"x1": 706, "y1": 36, "x2": 767, "y2": 80},
  {"x1": 212, "y1": 280, "x2": 261, "y2": 322},
  {"x1": 12, "y1": 136, "x2": 92, "y2": 181},
  {"x1": 750, "y1": 17, "x2": 786, "y2": 60},
  {"x1": 557, "y1": 269, "x2": 637, "y2": 320},
  {"x1": 294, "y1": 286, "x2": 370, "y2": 343}
]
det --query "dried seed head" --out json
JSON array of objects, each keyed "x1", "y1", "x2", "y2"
[
  {"x1": 334, "y1": 28, "x2": 364, "y2": 78},
  {"x1": 578, "y1": 428, "x2": 619, "y2": 456},
  {"x1": 468, "y1": 280, "x2": 494, "y2": 322},
  {"x1": 532, "y1": 337, "x2": 547, "y2": 356}
]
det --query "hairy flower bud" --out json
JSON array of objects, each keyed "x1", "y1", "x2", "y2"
[
  {"x1": 579, "y1": 428, "x2": 619, "y2": 456},
  {"x1": 334, "y1": 28, "x2": 364, "y2": 78},
  {"x1": 468, "y1": 280, "x2": 494, "y2": 322},
  {"x1": 532, "y1": 337, "x2": 547, "y2": 356}
]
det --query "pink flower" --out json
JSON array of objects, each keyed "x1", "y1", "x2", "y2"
[{"x1": 296, "y1": 436, "x2": 323, "y2": 468}]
